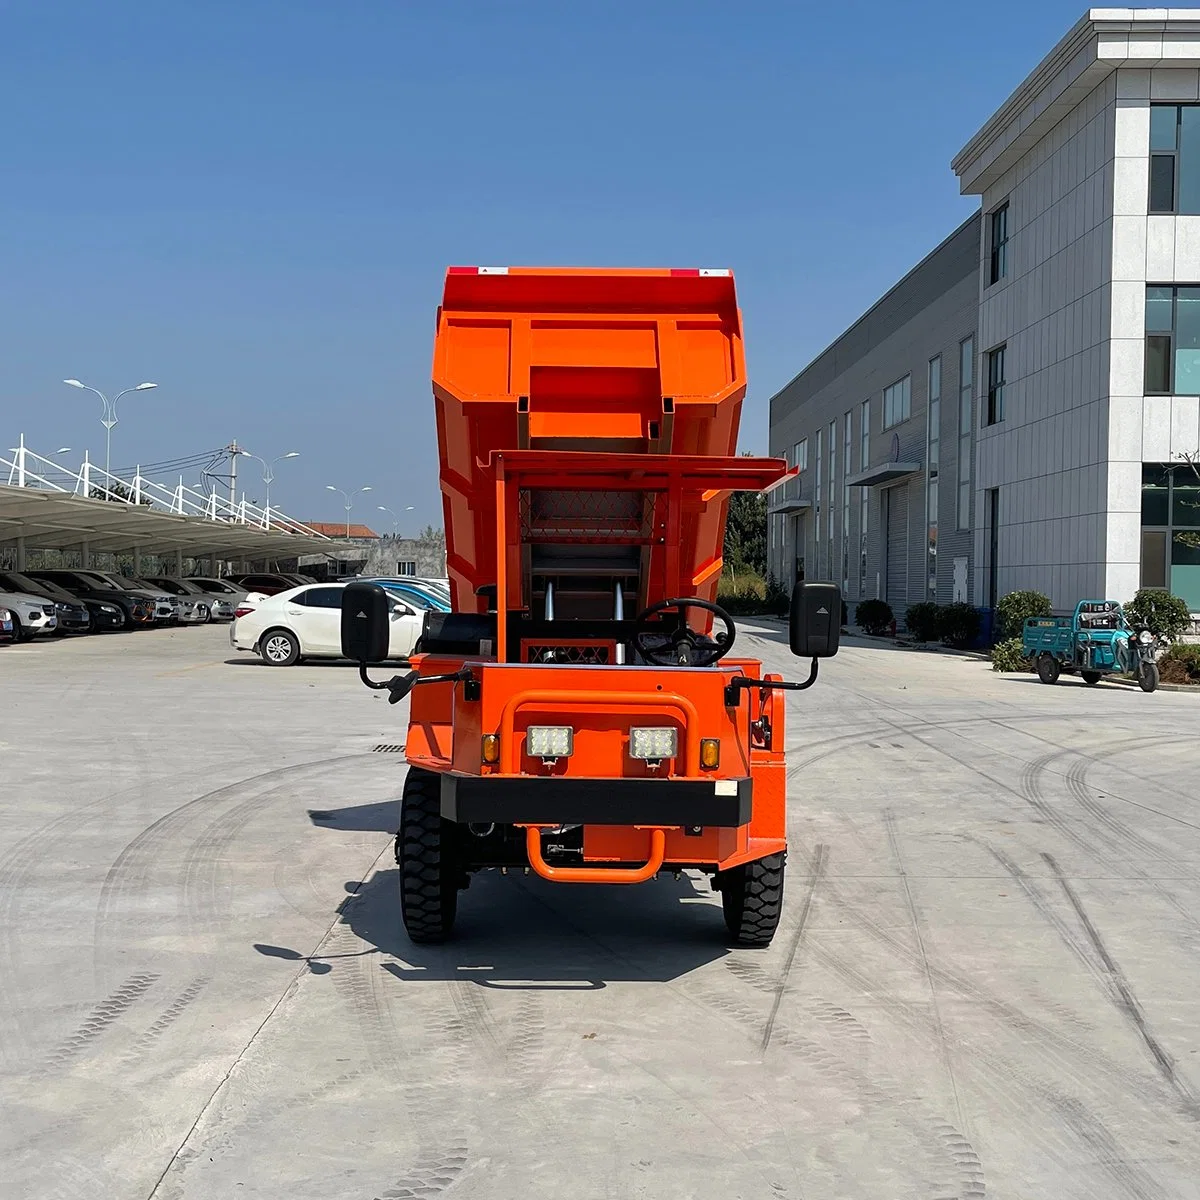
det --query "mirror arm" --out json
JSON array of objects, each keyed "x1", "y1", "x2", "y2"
[
  {"x1": 357, "y1": 662, "x2": 475, "y2": 705},
  {"x1": 724, "y1": 659, "x2": 819, "y2": 706}
]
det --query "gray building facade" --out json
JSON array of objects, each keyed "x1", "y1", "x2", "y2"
[{"x1": 768, "y1": 214, "x2": 981, "y2": 618}]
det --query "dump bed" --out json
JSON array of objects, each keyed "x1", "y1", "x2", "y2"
[{"x1": 432, "y1": 267, "x2": 775, "y2": 617}]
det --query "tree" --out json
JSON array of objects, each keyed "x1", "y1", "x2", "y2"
[{"x1": 90, "y1": 482, "x2": 152, "y2": 506}]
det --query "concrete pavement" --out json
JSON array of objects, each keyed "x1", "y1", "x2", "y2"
[{"x1": 1, "y1": 622, "x2": 1198, "y2": 1198}]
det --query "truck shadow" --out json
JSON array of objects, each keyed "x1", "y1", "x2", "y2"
[{"x1": 256, "y1": 867, "x2": 732, "y2": 988}]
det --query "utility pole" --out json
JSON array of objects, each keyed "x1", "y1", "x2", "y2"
[{"x1": 228, "y1": 439, "x2": 241, "y2": 508}]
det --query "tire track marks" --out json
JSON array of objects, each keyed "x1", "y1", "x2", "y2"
[{"x1": 39, "y1": 973, "x2": 159, "y2": 1071}]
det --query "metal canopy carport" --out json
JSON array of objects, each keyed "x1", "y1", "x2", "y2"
[{"x1": 0, "y1": 485, "x2": 348, "y2": 562}]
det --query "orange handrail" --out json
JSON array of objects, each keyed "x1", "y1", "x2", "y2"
[
  {"x1": 496, "y1": 688, "x2": 700, "y2": 774},
  {"x1": 522, "y1": 826, "x2": 667, "y2": 884}
]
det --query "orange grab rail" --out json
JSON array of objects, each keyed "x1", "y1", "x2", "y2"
[
  {"x1": 522, "y1": 826, "x2": 667, "y2": 884},
  {"x1": 496, "y1": 688, "x2": 701, "y2": 774}
]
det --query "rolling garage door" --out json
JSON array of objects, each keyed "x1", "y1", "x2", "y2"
[{"x1": 885, "y1": 483, "x2": 909, "y2": 608}]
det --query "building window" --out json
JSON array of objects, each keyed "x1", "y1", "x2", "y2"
[
  {"x1": 842, "y1": 411, "x2": 852, "y2": 593},
  {"x1": 957, "y1": 337, "x2": 974, "y2": 530},
  {"x1": 927, "y1": 356, "x2": 941, "y2": 597},
  {"x1": 827, "y1": 420, "x2": 836, "y2": 579},
  {"x1": 1145, "y1": 286, "x2": 1200, "y2": 395},
  {"x1": 882, "y1": 375, "x2": 911, "y2": 429},
  {"x1": 396, "y1": 560, "x2": 417, "y2": 576},
  {"x1": 986, "y1": 345, "x2": 1006, "y2": 426},
  {"x1": 988, "y1": 202, "x2": 1009, "y2": 284},
  {"x1": 1141, "y1": 464, "x2": 1200, "y2": 612},
  {"x1": 792, "y1": 439, "x2": 808, "y2": 472},
  {"x1": 814, "y1": 428, "x2": 822, "y2": 573},
  {"x1": 859, "y1": 399, "x2": 869, "y2": 599},
  {"x1": 1150, "y1": 105, "x2": 1200, "y2": 215}
]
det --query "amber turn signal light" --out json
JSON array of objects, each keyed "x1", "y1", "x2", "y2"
[
  {"x1": 481, "y1": 734, "x2": 500, "y2": 765},
  {"x1": 699, "y1": 738, "x2": 720, "y2": 770}
]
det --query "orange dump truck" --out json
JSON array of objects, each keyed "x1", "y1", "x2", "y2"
[{"x1": 341, "y1": 266, "x2": 841, "y2": 946}]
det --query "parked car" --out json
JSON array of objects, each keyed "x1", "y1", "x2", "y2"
[
  {"x1": 78, "y1": 572, "x2": 180, "y2": 623},
  {"x1": 0, "y1": 587, "x2": 58, "y2": 640},
  {"x1": 120, "y1": 575, "x2": 209, "y2": 624},
  {"x1": 25, "y1": 569, "x2": 156, "y2": 629},
  {"x1": 186, "y1": 576, "x2": 250, "y2": 602},
  {"x1": 359, "y1": 577, "x2": 452, "y2": 612},
  {"x1": 145, "y1": 577, "x2": 236, "y2": 621},
  {"x1": 0, "y1": 607, "x2": 14, "y2": 643},
  {"x1": 230, "y1": 582, "x2": 424, "y2": 666},
  {"x1": 230, "y1": 573, "x2": 299, "y2": 597},
  {"x1": 0, "y1": 571, "x2": 99, "y2": 634}
]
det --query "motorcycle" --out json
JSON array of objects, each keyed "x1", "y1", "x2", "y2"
[{"x1": 1121, "y1": 624, "x2": 1171, "y2": 692}]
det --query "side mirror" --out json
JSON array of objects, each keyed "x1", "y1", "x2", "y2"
[
  {"x1": 341, "y1": 582, "x2": 391, "y2": 663},
  {"x1": 790, "y1": 581, "x2": 841, "y2": 658}
]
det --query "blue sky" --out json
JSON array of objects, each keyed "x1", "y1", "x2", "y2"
[{"x1": 2, "y1": 1, "x2": 1092, "y2": 532}]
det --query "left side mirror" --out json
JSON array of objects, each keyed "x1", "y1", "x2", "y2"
[
  {"x1": 790, "y1": 581, "x2": 841, "y2": 658},
  {"x1": 341, "y1": 582, "x2": 391, "y2": 663}
]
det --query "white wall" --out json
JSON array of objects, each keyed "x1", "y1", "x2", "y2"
[{"x1": 974, "y1": 74, "x2": 1116, "y2": 609}]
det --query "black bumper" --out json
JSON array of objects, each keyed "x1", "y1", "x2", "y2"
[{"x1": 440, "y1": 774, "x2": 752, "y2": 828}]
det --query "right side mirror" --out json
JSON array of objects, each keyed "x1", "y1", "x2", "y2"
[
  {"x1": 790, "y1": 581, "x2": 841, "y2": 658},
  {"x1": 341, "y1": 582, "x2": 391, "y2": 663}
]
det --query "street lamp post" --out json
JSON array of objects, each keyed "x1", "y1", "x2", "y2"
[
  {"x1": 239, "y1": 449, "x2": 300, "y2": 527},
  {"x1": 376, "y1": 504, "x2": 415, "y2": 536},
  {"x1": 326, "y1": 484, "x2": 373, "y2": 537},
  {"x1": 62, "y1": 379, "x2": 158, "y2": 481}
]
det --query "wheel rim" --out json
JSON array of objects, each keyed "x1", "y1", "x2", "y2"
[{"x1": 264, "y1": 634, "x2": 293, "y2": 662}]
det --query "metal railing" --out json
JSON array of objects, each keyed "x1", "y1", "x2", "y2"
[{"x1": 2, "y1": 435, "x2": 330, "y2": 540}]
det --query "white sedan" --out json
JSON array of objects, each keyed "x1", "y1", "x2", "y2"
[{"x1": 229, "y1": 582, "x2": 424, "y2": 666}]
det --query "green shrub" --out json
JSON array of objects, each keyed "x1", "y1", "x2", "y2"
[
  {"x1": 991, "y1": 637, "x2": 1031, "y2": 672},
  {"x1": 1126, "y1": 588, "x2": 1193, "y2": 638},
  {"x1": 904, "y1": 602, "x2": 942, "y2": 642},
  {"x1": 940, "y1": 602, "x2": 982, "y2": 649},
  {"x1": 996, "y1": 590, "x2": 1052, "y2": 640},
  {"x1": 1159, "y1": 642, "x2": 1200, "y2": 685},
  {"x1": 855, "y1": 598, "x2": 894, "y2": 636}
]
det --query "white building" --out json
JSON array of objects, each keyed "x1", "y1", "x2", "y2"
[{"x1": 771, "y1": 8, "x2": 1200, "y2": 618}]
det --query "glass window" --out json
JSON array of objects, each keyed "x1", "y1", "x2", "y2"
[
  {"x1": 927, "y1": 356, "x2": 941, "y2": 475},
  {"x1": 396, "y1": 560, "x2": 418, "y2": 576},
  {"x1": 989, "y1": 203, "x2": 1009, "y2": 284},
  {"x1": 957, "y1": 337, "x2": 974, "y2": 530},
  {"x1": 842, "y1": 413, "x2": 852, "y2": 593},
  {"x1": 1142, "y1": 530, "x2": 1168, "y2": 588},
  {"x1": 986, "y1": 345, "x2": 1006, "y2": 426},
  {"x1": 1145, "y1": 286, "x2": 1200, "y2": 394},
  {"x1": 814, "y1": 428, "x2": 822, "y2": 566},
  {"x1": 792, "y1": 439, "x2": 808, "y2": 472},
  {"x1": 883, "y1": 376, "x2": 911, "y2": 429},
  {"x1": 1173, "y1": 479, "x2": 1200, "y2": 528},
  {"x1": 1149, "y1": 105, "x2": 1200, "y2": 214},
  {"x1": 1142, "y1": 464, "x2": 1170, "y2": 524},
  {"x1": 860, "y1": 399, "x2": 870, "y2": 468},
  {"x1": 301, "y1": 586, "x2": 345, "y2": 608}
]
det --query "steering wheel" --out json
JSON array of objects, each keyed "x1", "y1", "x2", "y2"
[{"x1": 632, "y1": 597, "x2": 736, "y2": 667}]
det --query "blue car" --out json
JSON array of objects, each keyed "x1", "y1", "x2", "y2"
[{"x1": 362, "y1": 578, "x2": 452, "y2": 612}]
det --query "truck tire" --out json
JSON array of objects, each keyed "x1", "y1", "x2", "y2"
[
  {"x1": 718, "y1": 853, "x2": 785, "y2": 948},
  {"x1": 1037, "y1": 654, "x2": 1061, "y2": 685},
  {"x1": 1081, "y1": 671, "x2": 1102, "y2": 685},
  {"x1": 397, "y1": 767, "x2": 459, "y2": 944},
  {"x1": 1138, "y1": 662, "x2": 1160, "y2": 693}
]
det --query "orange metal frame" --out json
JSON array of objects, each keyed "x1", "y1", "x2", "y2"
[{"x1": 409, "y1": 266, "x2": 794, "y2": 882}]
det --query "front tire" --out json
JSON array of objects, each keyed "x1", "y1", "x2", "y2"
[
  {"x1": 717, "y1": 853, "x2": 785, "y2": 948},
  {"x1": 397, "y1": 767, "x2": 459, "y2": 944},
  {"x1": 1037, "y1": 654, "x2": 1061, "y2": 685},
  {"x1": 259, "y1": 628, "x2": 300, "y2": 666},
  {"x1": 1138, "y1": 661, "x2": 1160, "y2": 693}
]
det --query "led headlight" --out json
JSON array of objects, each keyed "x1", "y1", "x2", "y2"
[
  {"x1": 629, "y1": 727, "x2": 678, "y2": 761},
  {"x1": 527, "y1": 726, "x2": 573, "y2": 758},
  {"x1": 1138, "y1": 629, "x2": 1153, "y2": 645}
]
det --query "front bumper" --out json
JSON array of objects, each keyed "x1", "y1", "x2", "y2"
[
  {"x1": 56, "y1": 611, "x2": 91, "y2": 633},
  {"x1": 440, "y1": 774, "x2": 752, "y2": 828}
]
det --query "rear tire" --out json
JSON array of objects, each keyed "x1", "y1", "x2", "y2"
[
  {"x1": 1138, "y1": 662, "x2": 1160, "y2": 693},
  {"x1": 718, "y1": 852, "x2": 785, "y2": 948},
  {"x1": 397, "y1": 767, "x2": 459, "y2": 944},
  {"x1": 259, "y1": 628, "x2": 300, "y2": 666},
  {"x1": 1081, "y1": 671, "x2": 1102, "y2": 685},
  {"x1": 1037, "y1": 654, "x2": 1061, "y2": 685}
]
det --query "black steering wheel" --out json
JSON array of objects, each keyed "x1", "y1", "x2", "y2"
[{"x1": 632, "y1": 597, "x2": 736, "y2": 667}]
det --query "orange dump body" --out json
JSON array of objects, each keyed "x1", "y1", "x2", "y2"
[{"x1": 411, "y1": 266, "x2": 794, "y2": 884}]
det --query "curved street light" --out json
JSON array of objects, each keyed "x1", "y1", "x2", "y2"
[
  {"x1": 238, "y1": 449, "x2": 300, "y2": 526},
  {"x1": 62, "y1": 379, "x2": 158, "y2": 479},
  {"x1": 376, "y1": 504, "x2": 415, "y2": 535},
  {"x1": 326, "y1": 484, "x2": 372, "y2": 537}
]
